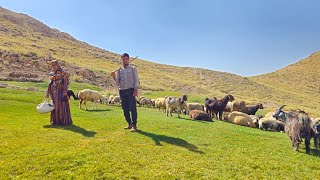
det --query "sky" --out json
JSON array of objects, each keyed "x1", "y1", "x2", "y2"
[{"x1": 1, "y1": 0, "x2": 320, "y2": 76}]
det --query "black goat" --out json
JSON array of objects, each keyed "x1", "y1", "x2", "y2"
[{"x1": 240, "y1": 103, "x2": 264, "y2": 115}]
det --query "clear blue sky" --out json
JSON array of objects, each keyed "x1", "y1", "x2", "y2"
[{"x1": 1, "y1": 0, "x2": 320, "y2": 76}]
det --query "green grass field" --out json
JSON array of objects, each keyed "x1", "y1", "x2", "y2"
[{"x1": 1, "y1": 87, "x2": 320, "y2": 179}]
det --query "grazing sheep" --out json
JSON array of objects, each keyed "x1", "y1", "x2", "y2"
[
  {"x1": 151, "y1": 99, "x2": 156, "y2": 107},
  {"x1": 205, "y1": 94, "x2": 234, "y2": 120},
  {"x1": 155, "y1": 97, "x2": 166, "y2": 113},
  {"x1": 108, "y1": 95, "x2": 115, "y2": 104},
  {"x1": 78, "y1": 89, "x2": 107, "y2": 110},
  {"x1": 165, "y1": 95, "x2": 188, "y2": 118},
  {"x1": 99, "y1": 95, "x2": 108, "y2": 104},
  {"x1": 111, "y1": 96, "x2": 121, "y2": 105},
  {"x1": 186, "y1": 103, "x2": 204, "y2": 114},
  {"x1": 258, "y1": 117, "x2": 285, "y2": 132},
  {"x1": 67, "y1": 89, "x2": 78, "y2": 100},
  {"x1": 273, "y1": 105, "x2": 312, "y2": 153},
  {"x1": 189, "y1": 110, "x2": 212, "y2": 122},
  {"x1": 227, "y1": 111, "x2": 256, "y2": 128},
  {"x1": 139, "y1": 97, "x2": 153, "y2": 107},
  {"x1": 239, "y1": 103, "x2": 264, "y2": 115}
]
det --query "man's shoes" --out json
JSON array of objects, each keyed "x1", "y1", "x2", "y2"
[
  {"x1": 130, "y1": 126, "x2": 137, "y2": 132},
  {"x1": 124, "y1": 125, "x2": 132, "y2": 129}
]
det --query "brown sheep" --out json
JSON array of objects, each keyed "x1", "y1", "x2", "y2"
[{"x1": 189, "y1": 110, "x2": 213, "y2": 122}]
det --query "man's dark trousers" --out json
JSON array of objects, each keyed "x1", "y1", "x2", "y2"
[{"x1": 119, "y1": 88, "x2": 137, "y2": 126}]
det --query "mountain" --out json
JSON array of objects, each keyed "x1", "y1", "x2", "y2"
[{"x1": 0, "y1": 7, "x2": 319, "y2": 115}]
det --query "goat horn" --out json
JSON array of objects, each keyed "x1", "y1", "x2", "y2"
[{"x1": 279, "y1": 105, "x2": 286, "y2": 110}]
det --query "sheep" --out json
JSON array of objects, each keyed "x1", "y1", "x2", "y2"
[
  {"x1": 155, "y1": 97, "x2": 166, "y2": 113},
  {"x1": 78, "y1": 89, "x2": 107, "y2": 110},
  {"x1": 165, "y1": 95, "x2": 188, "y2": 118},
  {"x1": 273, "y1": 105, "x2": 312, "y2": 153},
  {"x1": 225, "y1": 101, "x2": 246, "y2": 112},
  {"x1": 151, "y1": 99, "x2": 156, "y2": 107},
  {"x1": 111, "y1": 96, "x2": 121, "y2": 105},
  {"x1": 108, "y1": 95, "x2": 115, "y2": 104},
  {"x1": 186, "y1": 103, "x2": 204, "y2": 114},
  {"x1": 258, "y1": 117, "x2": 284, "y2": 132},
  {"x1": 98, "y1": 95, "x2": 108, "y2": 104},
  {"x1": 139, "y1": 97, "x2": 153, "y2": 107},
  {"x1": 189, "y1": 110, "x2": 212, "y2": 122},
  {"x1": 227, "y1": 111, "x2": 256, "y2": 128},
  {"x1": 250, "y1": 115, "x2": 263, "y2": 127},
  {"x1": 239, "y1": 103, "x2": 264, "y2": 115}
]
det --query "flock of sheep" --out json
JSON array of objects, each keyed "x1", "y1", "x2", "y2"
[{"x1": 68, "y1": 89, "x2": 320, "y2": 153}]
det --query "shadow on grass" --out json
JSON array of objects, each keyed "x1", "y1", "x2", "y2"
[
  {"x1": 304, "y1": 148, "x2": 320, "y2": 157},
  {"x1": 137, "y1": 130, "x2": 205, "y2": 154},
  {"x1": 81, "y1": 109, "x2": 111, "y2": 112},
  {"x1": 178, "y1": 117, "x2": 214, "y2": 123},
  {"x1": 43, "y1": 124, "x2": 97, "y2": 137}
]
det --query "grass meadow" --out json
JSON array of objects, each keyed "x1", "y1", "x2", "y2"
[{"x1": 1, "y1": 84, "x2": 320, "y2": 179}]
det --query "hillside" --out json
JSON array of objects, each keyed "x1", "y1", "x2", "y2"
[
  {"x1": 0, "y1": 7, "x2": 319, "y2": 115},
  {"x1": 250, "y1": 52, "x2": 320, "y2": 112}
]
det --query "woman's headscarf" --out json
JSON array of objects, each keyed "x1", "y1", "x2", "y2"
[{"x1": 49, "y1": 60, "x2": 67, "y2": 81}]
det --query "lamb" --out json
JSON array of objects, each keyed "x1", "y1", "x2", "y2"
[
  {"x1": 227, "y1": 111, "x2": 256, "y2": 128},
  {"x1": 239, "y1": 103, "x2": 264, "y2": 115},
  {"x1": 189, "y1": 110, "x2": 212, "y2": 122},
  {"x1": 78, "y1": 89, "x2": 107, "y2": 110},
  {"x1": 165, "y1": 95, "x2": 188, "y2": 118}
]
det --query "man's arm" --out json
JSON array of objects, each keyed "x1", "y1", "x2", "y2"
[
  {"x1": 111, "y1": 71, "x2": 120, "y2": 87},
  {"x1": 133, "y1": 67, "x2": 139, "y2": 90},
  {"x1": 133, "y1": 67, "x2": 139, "y2": 96}
]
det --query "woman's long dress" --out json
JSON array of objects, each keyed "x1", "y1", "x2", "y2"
[{"x1": 47, "y1": 76, "x2": 72, "y2": 125}]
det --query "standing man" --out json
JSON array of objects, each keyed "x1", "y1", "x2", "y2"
[{"x1": 111, "y1": 53, "x2": 139, "y2": 132}]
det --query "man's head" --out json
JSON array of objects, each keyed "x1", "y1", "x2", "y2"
[{"x1": 121, "y1": 53, "x2": 130, "y2": 67}]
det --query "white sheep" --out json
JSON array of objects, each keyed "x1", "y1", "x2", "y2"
[
  {"x1": 258, "y1": 117, "x2": 284, "y2": 132},
  {"x1": 155, "y1": 97, "x2": 166, "y2": 113},
  {"x1": 78, "y1": 89, "x2": 107, "y2": 110},
  {"x1": 108, "y1": 95, "x2": 115, "y2": 104},
  {"x1": 227, "y1": 111, "x2": 256, "y2": 128},
  {"x1": 111, "y1": 96, "x2": 121, "y2": 105}
]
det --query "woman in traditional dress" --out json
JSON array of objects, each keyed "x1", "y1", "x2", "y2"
[{"x1": 46, "y1": 60, "x2": 73, "y2": 125}]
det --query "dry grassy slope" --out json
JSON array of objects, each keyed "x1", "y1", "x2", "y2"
[
  {"x1": 0, "y1": 7, "x2": 319, "y2": 115},
  {"x1": 250, "y1": 52, "x2": 320, "y2": 113}
]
